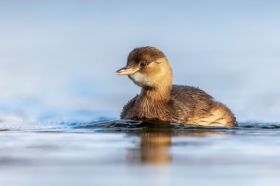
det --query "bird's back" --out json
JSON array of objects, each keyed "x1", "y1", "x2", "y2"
[{"x1": 169, "y1": 85, "x2": 237, "y2": 126}]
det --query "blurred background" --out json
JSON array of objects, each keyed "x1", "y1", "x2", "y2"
[{"x1": 0, "y1": 0, "x2": 279, "y2": 123}]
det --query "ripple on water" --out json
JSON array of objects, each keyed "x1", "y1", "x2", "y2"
[
  {"x1": 70, "y1": 120, "x2": 280, "y2": 133},
  {"x1": 1, "y1": 119, "x2": 280, "y2": 134}
]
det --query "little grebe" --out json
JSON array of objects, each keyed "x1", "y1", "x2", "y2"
[{"x1": 116, "y1": 46, "x2": 237, "y2": 127}]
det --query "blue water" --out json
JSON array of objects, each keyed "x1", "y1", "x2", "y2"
[{"x1": 1, "y1": 120, "x2": 280, "y2": 186}]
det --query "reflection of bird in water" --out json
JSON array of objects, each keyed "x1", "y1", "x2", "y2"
[
  {"x1": 139, "y1": 133, "x2": 172, "y2": 165},
  {"x1": 127, "y1": 132, "x2": 172, "y2": 165},
  {"x1": 126, "y1": 130, "x2": 230, "y2": 165},
  {"x1": 116, "y1": 46, "x2": 237, "y2": 127}
]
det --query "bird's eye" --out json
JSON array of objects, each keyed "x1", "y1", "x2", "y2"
[{"x1": 140, "y1": 61, "x2": 148, "y2": 67}]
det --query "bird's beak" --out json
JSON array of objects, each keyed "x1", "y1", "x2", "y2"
[{"x1": 115, "y1": 66, "x2": 139, "y2": 76}]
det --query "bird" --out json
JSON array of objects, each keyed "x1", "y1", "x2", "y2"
[{"x1": 115, "y1": 46, "x2": 237, "y2": 127}]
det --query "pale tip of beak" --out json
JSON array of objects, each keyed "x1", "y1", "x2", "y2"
[
  {"x1": 115, "y1": 71, "x2": 125, "y2": 76},
  {"x1": 115, "y1": 67, "x2": 138, "y2": 76}
]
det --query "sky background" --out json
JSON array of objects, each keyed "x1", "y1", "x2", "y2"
[{"x1": 0, "y1": 0, "x2": 279, "y2": 123}]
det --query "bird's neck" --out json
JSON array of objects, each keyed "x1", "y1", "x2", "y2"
[
  {"x1": 138, "y1": 84, "x2": 172, "y2": 104},
  {"x1": 134, "y1": 84, "x2": 172, "y2": 121}
]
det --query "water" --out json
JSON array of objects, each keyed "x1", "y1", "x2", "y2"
[{"x1": 1, "y1": 120, "x2": 280, "y2": 186}]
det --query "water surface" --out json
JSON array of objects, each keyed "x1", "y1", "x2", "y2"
[{"x1": 1, "y1": 120, "x2": 280, "y2": 186}]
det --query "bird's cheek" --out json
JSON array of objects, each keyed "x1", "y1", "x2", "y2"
[{"x1": 129, "y1": 73, "x2": 153, "y2": 87}]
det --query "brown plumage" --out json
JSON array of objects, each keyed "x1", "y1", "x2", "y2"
[{"x1": 116, "y1": 46, "x2": 237, "y2": 127}]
